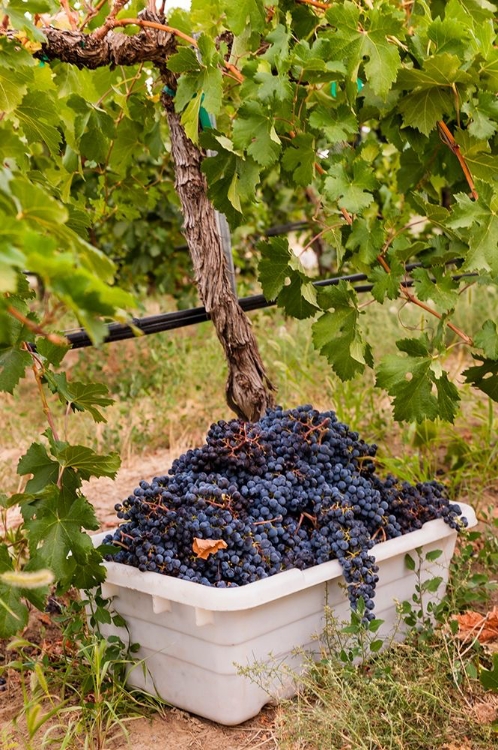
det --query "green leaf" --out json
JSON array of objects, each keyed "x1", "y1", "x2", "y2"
[
  {"x1": 109, "y1": 118, "x2": 142, "y2": 174},
  {"x1": 10, "y1": 178, "x2": 68, "y2": 229},
  {"x1": 462, "y1": 92, "x2": 498, "y2": 140},
  {"x1": 25, "y1": 490, "x2": 99, "y2": 580},
  {"x1": 36, "y1": 338, "x2": 70, "y2": 368},
  {"x1": 0, "y1": 580, "x2": 28, "y2": 638},
  {"x1": 397, "y1": 54, "x2": 472, "y2": 89},
  {"x1": 345, "y1": 217, "x2": 385, "y2": 266},
  {"x1": 376, "y1": 343, "x2": 459, "y2": 423},
  {"x1": 480, "y1": 654, "x2": 498, "y2": 691},
  {"x1": 474, "y1": 320, "x2": 498, "y2": 359},
  {"x1": 369, "y1": 261, "x2": 403, "y2": 303},
  {"x1": 309, "y1": 104, "x2": 358, "y2": 143},
  {"x1": 281, "y1": 134, "x2": 315, "y2": 187},
  {"x1": 232, "y1": 101, "x2": 281, "y2": 167},
  {"x1": 258, "y1": 237, "x2": 293, "y2": 300},
  {"x1": 425, "y1": 549, "x2": 443, "y2": 562},
  {"x1": 48, "y1": 374, "x2": 113, "y2": 423},
  {"x1": 0, "y1": 347, "x2": 32, "y2": 394},
  {"x1": 423, "y1": 576, "x2": 443, "y2": 593},
  {"x1": 312, "y1": 283, "x2": 370, "y2": 380},
  {"x1": 463, "y1": 357, "x2": 498, "y2": 402},
  {"x1": 0, "y1": 65, "x2": 30, "y2": 114},
  {"x1": 277, "y1": 275, "x2": 318, "y2": 320},
  {"x1": 454, "y1": 132, "x2": 498, "y2": 184},
  {"x1": 411, "y1": 267, "x2": 459, "y2": 312},
  {"x1": 56, "y1": 445, "x2": 120, "y2": 480},
  {"x1": 17, "y1": 442, "x2": 59, "y2": 493},
  {"x1": 16, "y1": 91, "x2": 62, "y2": 157},
  {"x1": 326, "y1": 2, "x2": 404, "y2": 97},
  {"x1": 369, "y1": 639, "x2": 384, "y2": 653},
  {"x1": 324, "y1": 160, "x2": 377, "y2": 213},
  {"x1": 398, "y1": 88, "x2": 453, "y2": 136},
  {"x1": 223, "y1": 0, "x2": 265, "y2": 35},
  {"x1": 405, "y1": 553, "x2": 416, "y2": 571},
  {"x1": 447, "y1": 184, "x2": 498, "y2": 274},
  {"x1": 254, "y1": 68, "x2": 293, "y2": 103},
  {"x1": 167, "y1": 47, "x2": 200, "y2": 74}
]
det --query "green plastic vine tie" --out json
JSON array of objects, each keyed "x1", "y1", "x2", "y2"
[
  {"x1": 330, "y1": 79, "x2": 363, "y2": 97},
  {"x1": 162, "y1": 86, "x2": 212, "y2": 131}
]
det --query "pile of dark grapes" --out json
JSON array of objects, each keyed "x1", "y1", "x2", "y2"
[{"x1": 103, "y1": 405, "x2": 467, "y2": 620}]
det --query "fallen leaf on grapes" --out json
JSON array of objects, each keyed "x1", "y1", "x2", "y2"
[
  {"x1": 451, "y1": 607, "x2": 498, "y2": 643},
  {"x1": 192, "y1": 538, "x2": 228, "y2": 559}
]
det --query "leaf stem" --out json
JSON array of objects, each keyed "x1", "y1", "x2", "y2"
[
  {"x1": 295, "y1": 0, "x2": 330, "y2": 9},
  {"x1": 376, "y1": 254, "x2": 473, "y2": 346},
  {"x1": 7, "y1": 306, "x2": 69, "y2": 347},
  {"x1": 24, "y1": 346, "x2": 61, "y2": 443},
  {"x1": 437, "y1": 120, "x2": 478, "y2": 201},
  {"x1": 92, "y1": 17, "x2": 198, "y2": 46}
]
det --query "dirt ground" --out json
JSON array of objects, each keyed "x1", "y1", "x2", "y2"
[{"x1": 1, "y1": 449, "x2": 280, "y2": 749}]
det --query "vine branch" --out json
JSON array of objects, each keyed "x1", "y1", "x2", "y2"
[{"x1": 7, "y1": 306, "x2": 69, "y2": 347}]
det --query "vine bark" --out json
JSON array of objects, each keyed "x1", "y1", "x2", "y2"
[{"x1": 11, "y1": 13, "x2": 275, "y2": 420}]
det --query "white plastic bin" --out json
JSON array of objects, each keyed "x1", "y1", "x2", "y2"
[{"x1": 90, "y1": 503, "x2": 476, "y2": 725}]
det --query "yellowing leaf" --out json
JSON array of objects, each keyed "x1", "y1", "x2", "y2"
[{"x1": 192, "y1": 537, "x2": 228, "y2": 559}]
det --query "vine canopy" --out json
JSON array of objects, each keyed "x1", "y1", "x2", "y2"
[{"x1": 2, "y1": 0, "x2": 498, "y2": 424}]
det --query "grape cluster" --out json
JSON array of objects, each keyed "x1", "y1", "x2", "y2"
[{"x1": 103, "y1": 405, "x2": 467, "y2": 620}]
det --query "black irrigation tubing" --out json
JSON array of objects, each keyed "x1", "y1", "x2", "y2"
[{"x1": 64, "y1": 265, "x2": 477, "y2": 350}]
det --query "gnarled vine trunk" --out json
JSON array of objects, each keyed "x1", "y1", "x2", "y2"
[
  {"x1": 31, "y1": 14, "x2": 275, "y2": 421},
  {"x1": 162, "y1": 91, "x2": 275, "y2": 421}
]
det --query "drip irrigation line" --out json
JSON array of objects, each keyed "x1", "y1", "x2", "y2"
[{"x1": 64, "y1": 265, "x2": 477, "y2": 350}]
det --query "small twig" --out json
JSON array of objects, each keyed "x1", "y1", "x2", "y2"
[
  {"x1": 376, "y1": 254, "x2": 473, "y2": 345},
  {"x1": 7, "y1": 306, "x2": 69, "y2": 347},
  {"x1": 79, "y1": 0, "x2": 108, "y2": 31},
  {"x1": 296, "y1": 0, "x2": 329, "y2": 9},
  {"x1": 253, "y1": 515, "x2": 283, "y2": 526},
  {"x1": 437, "y1": 120, "x2": 478, "y2": 200},
  {"x1": 24, "y1": 345, "x2": 60, "y2": 444},
  {"x1": 92, "y1": 16, "x2": 198, "y2": 46},
  {"x1": 340, "y1": 206, "x2": 353, "y2": 225}
]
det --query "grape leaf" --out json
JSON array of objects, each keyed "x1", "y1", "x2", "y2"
[
  {"x1": 0, "y1": 347, "x2": 32, "y2": 393},
  {"x1": 369, "y1": 261, "x2": 403, "y2": 303},
  {"x1": 345, "y1": 217, "x2": 385, "y2": 266},
  {"x1": 36, "y1": 338, "x2": 70, "y2": 368},
  {"x1": 277, "y1": 275, "x2": 319, "y2": 320},
  {"x1": 55, "y1": 445, "x2": 120, "y2": 480},
  {"x1": 462, "y1": 92, "x2": 498, "y2": 140},
  {"x1": 46, "y1": 372, "x2": 113, "y2": 422},
  {"x1": 17, "y1": 442, "x2": 59, "y2": 492},
  {"x1": 232, "y1": 101, "x2": 281, "y2": 167},
  {"x1": 411, "y1": 267, "x2": 459, "y2": 312},
  {"x1": 25, "y1": 490, "x2": 99, "y2": 580},
  {"x1": 397, "y1": 54, "x2": 472, "y2": 89},
  {"x1": 324, "y1": 160, "x2": 377, "y2": 213},
  {"x1": 223, "y1": 0, "x2": 265, "y2": 35},
  {"x1": 398, "y1": 88, "x2": 453, "y2": 136},
  {"x1": 326, "y1": 2, "x2": 404, "y2": 97},
  {"x1": 474, "y1": 320, "x2": 498, "y2": 359},
  {"x1": 281, "y1": 134, "x2": 315, "y2": 187},
  {"x1": 258, "y1": 237, "x2": 295, "y2": 300},
  {"x1": 376, "y1": 340, "x2": 459, "y2": 422},
  {"x1": 309, "y1": 104, "x2": 358, "y2": 143},
  {"x1": 463, "y1": 357, "x2": 498, "y2": 401},
  {"x1": 16, "y1": 91, "x2": 62, "y2": 157},
  {"x1": 454, "y1": 132, "x2": 498, "y2": 184},
  {"x1": 312, "y1": 283, "x2": 371, "y2": 380},
  {"x1": 447, "y1": 183, "x2": 498, "y2": 274}
]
